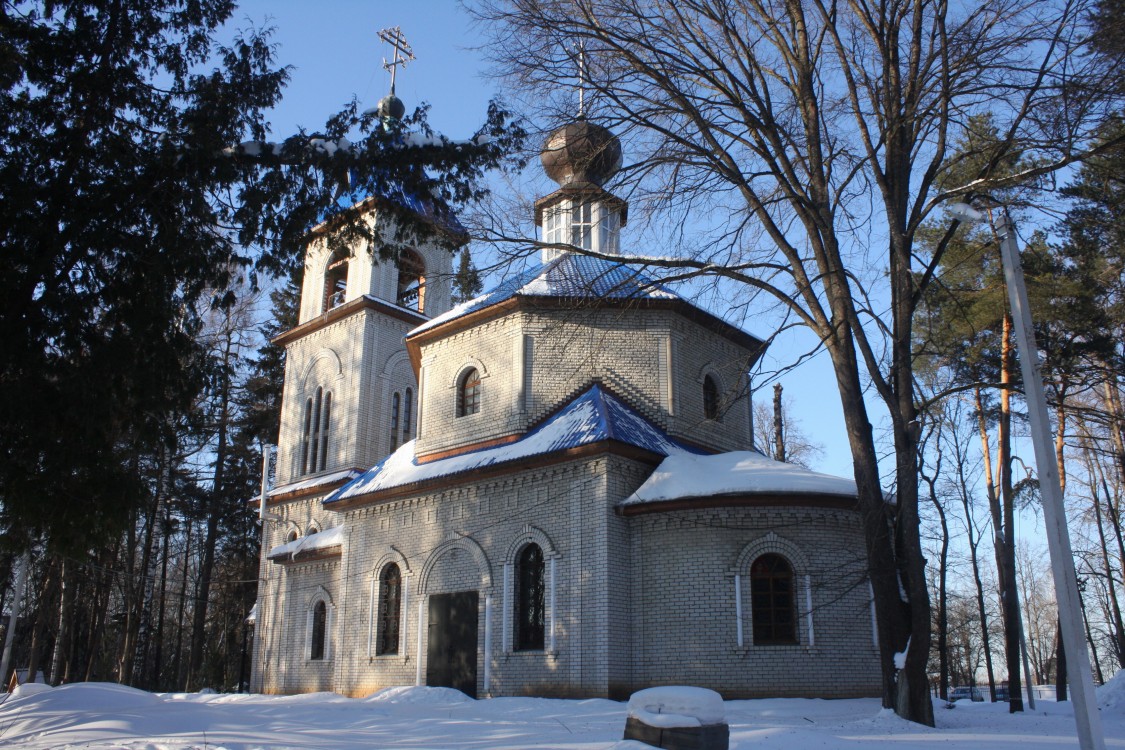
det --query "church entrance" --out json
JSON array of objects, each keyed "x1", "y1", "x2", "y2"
[{"x1": 425, "y1": 591, "x2": 478, "y2": 698}]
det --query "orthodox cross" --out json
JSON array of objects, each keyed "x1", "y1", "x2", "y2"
[{"x1": 378, "y1": 26, "x2": 415, "y2": 95}]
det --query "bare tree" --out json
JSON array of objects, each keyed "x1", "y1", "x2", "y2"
[{"x1": 473, "y1": 0, "x2": 1114, "y2": 724}]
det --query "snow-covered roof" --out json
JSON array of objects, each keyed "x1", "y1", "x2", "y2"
[
  {"x1": 265, "y1": 468, "x2": 363, "y2": 501},
  {"x1": 620, "y1": 451, "x2": 858, "y2": 509},
  {"x1": 410, "y1": 254, "x2": 679, "y2": 336},
  {"x1": 325, "y1": 384, "x2": 704, "y2": 506},
  {"x1": 322, "y1": 172, "x2": 466, "y2": 238},
  {"x1": 267, "y1": 524, "x2": 345, "y2": 561}
]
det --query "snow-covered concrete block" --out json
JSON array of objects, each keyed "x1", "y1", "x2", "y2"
[{"x1": 623, "y1": 686, "x2": 728, "y2": 750}]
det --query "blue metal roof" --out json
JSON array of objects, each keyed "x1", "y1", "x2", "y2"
[
  {"x1": 411, "y1": 254, "x2": 679, "y2": 336},
  {"x1": 324, "y1": 384, "x2": 704, "y2": 505},
  {"x1": 322, "y1": 172, "x2": 466, "y2": 237}
]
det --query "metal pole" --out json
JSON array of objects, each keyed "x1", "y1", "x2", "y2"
[{"x1": 995, "y1": 210, "x2": 1104, "y2": 750}]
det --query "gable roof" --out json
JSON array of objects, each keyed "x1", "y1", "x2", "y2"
[{"x1": 323, "y1": 384, "x2": 704, "y2": 507}]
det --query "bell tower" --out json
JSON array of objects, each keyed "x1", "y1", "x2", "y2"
[{"x1": 271, "y1": 36, "x2": 458, "y2": 489}]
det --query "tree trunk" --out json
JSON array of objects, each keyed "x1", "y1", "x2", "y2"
[
  {"x1": 153, "y1": 504, "x2": 173, "y2": 689},
  {"x1": 995, "y1": 313, "x2": 1024, "y2": 712},
  {"x1": 83, "y1": 540, "x2": 118, "y2": 682},
  {"x1": 823, "y1": 327, "x2": 928, "y2": 724},
  {"x1": 971, "y1": 386, "x2": 999, "y2": 701},
  {"x1": 925, "y1": 470, "x2": 950, "y2": 700},
  {"x1": 49, "y1": 558, "x2": 73, "y2": 685},
  {"x1": 123, "y1": 456, "x2": 164, "y2": 686},
  {"x1": 172, "y1": 519, "x2": 191, "y2": 688},
  {"x1": 1090, "y1": 450, "x2": 1125, "y2": 668},
  {"x1": 1056, "y1": 620, "x2": 1068, "y2": 701},
  {"x1": 187, "y1": 334, "x2": 235, "y2": 690}
]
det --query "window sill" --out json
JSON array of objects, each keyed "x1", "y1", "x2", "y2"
[
  {"x1": 369, "y1": 653, "x2": 410, "y2": 664},
  {"x1": 734, "y1": 645, "x2": 816, "y2": 656},
  {"x1": 504, "y1": 649, "x2": 559, "y2": 658}
]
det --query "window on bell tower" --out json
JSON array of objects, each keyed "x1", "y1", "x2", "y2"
[
  {"x1": 397, "y1": 249, "x2": 426, "y2": 312},
  {"x1": 323, "y1": 247, "x2": 349, "y2": 312},
  {"x1": 300, "y1": 387, "x2": 332, "y2": 475}
]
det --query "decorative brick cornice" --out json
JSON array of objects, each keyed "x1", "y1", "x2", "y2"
[
  {"x1": 271, "y1": 546, "x2": 342, "y2": 566},
  {"x1": 273, "y1": 296, "x2": 428, "y2": 347},
  {"x1": 326, "y1": 441, "x2": 662, "y2": 512},
  {"x1": 405, "y1": 295, "x2": 765, "y2": 376}
]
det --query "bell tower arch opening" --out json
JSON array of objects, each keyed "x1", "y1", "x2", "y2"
[{"x1": 397, "y1": 249, "x2": 426, "y2": 312}]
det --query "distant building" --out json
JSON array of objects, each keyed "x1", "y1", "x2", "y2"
[{"x1": 250, "y1": 101, "x2": 880, "y2": 700}]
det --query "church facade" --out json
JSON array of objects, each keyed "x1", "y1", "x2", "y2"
[{"x1": 249, "y1": 112, "x2": 881, "y2": 701}]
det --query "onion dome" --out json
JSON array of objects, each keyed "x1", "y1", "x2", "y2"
[
  {"x1": 376, "y1": 93, "x2": 406, "y2": 121},
  {"x1": 540, "y1": 118, "x2": 622, "y2": 187}
]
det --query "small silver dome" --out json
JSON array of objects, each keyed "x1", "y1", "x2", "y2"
[
  {"x1": 540, "y1": 119, "x2": 622, "y2": 186},
  {"x1": 376, "y1": 94, "x2": 406, "y2": 121}
]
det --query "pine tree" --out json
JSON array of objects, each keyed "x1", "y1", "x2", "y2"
[{"x1": 452, "y1": 247, "x2": 484, "y2": 305}]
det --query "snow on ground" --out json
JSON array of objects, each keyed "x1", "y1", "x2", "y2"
[{"x1": 0, "y1": 681, "x2": 1123, "y2": 750}]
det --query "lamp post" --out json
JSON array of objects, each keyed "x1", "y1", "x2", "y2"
[{"x1": 950, "y1": 203, "x2": 1104, "y2": 750}]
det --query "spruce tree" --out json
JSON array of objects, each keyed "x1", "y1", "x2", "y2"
[{"x1": 0, "y1": 1, "x2": 522, "y2": 553}]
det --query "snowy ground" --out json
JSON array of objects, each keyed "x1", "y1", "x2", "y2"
[{"x1": 0, "y1": 676, "x2": 1122, "y2": 750}]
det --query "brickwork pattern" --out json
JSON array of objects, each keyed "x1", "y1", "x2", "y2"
[
  {"x1": 251, "y1": 458, "x2": 881, "y2": 701},
  {"x1": 415, "y1": 307, "x2": 758, "y2": 458},
  {"x1": 629, "y1": 506, "x2": 881, "y2": 699}
]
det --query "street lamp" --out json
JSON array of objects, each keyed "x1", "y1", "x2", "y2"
[{"x1": 950, "y1": 202, "x2": 1105, "y2": 750}]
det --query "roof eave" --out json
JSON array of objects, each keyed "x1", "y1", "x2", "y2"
[
  {"x1": 617, "y1": 491, "x2": 859, "y2": 517},
  {"x1": 325, "y1": 440, "x2": 665, "y2": 513}
]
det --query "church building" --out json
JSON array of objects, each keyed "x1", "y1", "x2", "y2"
[{"x1": 249, "y1": 94, "x2": 881, "y2": 700}]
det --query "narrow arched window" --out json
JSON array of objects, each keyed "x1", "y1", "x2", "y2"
[
  {"x1": 323, "y1": 248, "x2": 349, "y2": 311},
  {"x1": 457, "y1": 368, "x2": 481, "y2": 417},
  {"x1": 515, "y1": 543, "x2": 545, "y2": 651},
  {"x1": 750, "y1": 554, "x2": 796, "y2": 645},
  {"x1": 300, "y1": 397, "x2": 313, "y2": 474},
  {"x1": 285, "y1": 529, "x2": 299, "y2": 544},
  {"x1": 703, "y1": 374, "x2": 720, "y2": 421},
  {"x1": 389, "y1": 392, "x2": 401, "y2": 452},
  {"x1": 377, "y1": 564, "x2": 402, "y2": 655},
  {"x1": 402, "y1": 388, "x2": 414, "y2": 442},
  {"x1": 310, "y1": 601, "x2": 327, "y2": 660},
  {"x1": 300, "y1": 388, "x2": 331, "y2": 475},
  {"x1": 318, "y1": 391, "x2": 331, "y2": 471},
  {"x1": 397, "y1": 249, "x2": 426, "y2": 312}
]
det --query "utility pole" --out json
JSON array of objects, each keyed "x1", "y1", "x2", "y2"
[{"x1": 952, "y1": 203, "x2": 1104, "y2": 750}]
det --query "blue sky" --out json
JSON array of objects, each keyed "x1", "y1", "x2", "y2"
[{"x1": 229, "y1": 0, "x2": 855, "y2": 478}]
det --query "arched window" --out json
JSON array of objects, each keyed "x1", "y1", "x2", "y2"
[
  {"x1": 300, "y1": 397, "x2": 313, "y2": 474},
  {"x1": 397, "y1": 249, "x2": 426, "y2": 312},
  {"x1": 323, "y1": 247, "x2": 349, "y2": 311},
  {"x1": 310, "y1": 600, "x2": 327, "y2": 660},
  {"x1": 703, "y1": 374, "x2": 721, "y2": 421},
  {"x1": 515, "y1": 543, "x2": 545, "y2": 651},
  {"x1": 750, "y1": 554, "x2": 796, "y2": 645},
  {"x1": 402, "y1": 388, "x2": 413, "y2": 443},
  {"x1": 389, "y1": 392, "x2": 401, "y2": 452},
  {"x1": 301, "y1": 387, "x2": 332, "y2": 475},
  {"x1": 457, "y1": 368, "x2": 481, "y2": 417},
  {"x1": 285, "y1": 528, "x2": 299, "y2": 544},
  {"x1": 319, "y1": 391, "x2": 331, "y2": 467},
  {"x1": 377, "y1": 564, "x2": 402, "y2": 655}
]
